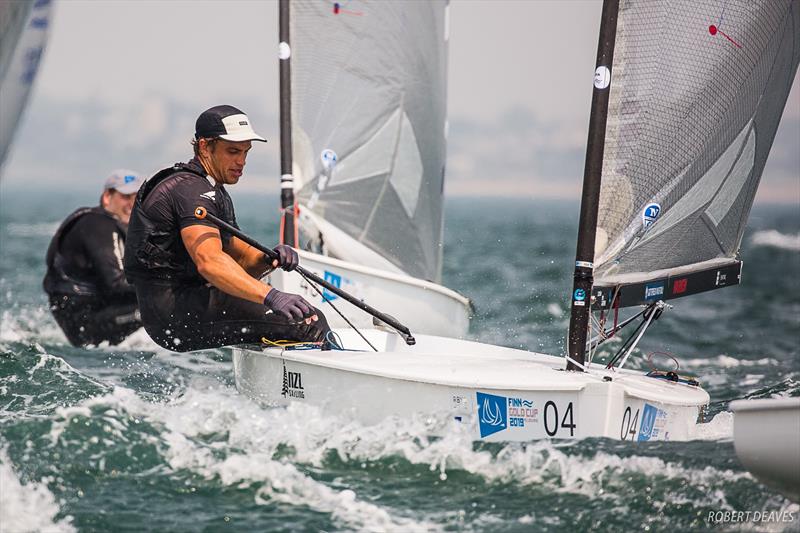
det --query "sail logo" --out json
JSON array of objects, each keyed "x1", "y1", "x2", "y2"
[
  {"x1": 201, "y1": 191, "x2": 216, "y2": 201},
  {"x1": 476, "y1": 392, "x2": 507, "y2": 438},
  {"x1": 322, "y1": 271, "x2": 341, "y2": 301},
  {"x1": 642, "y1": 203, "x2": 661, "y2": 229},
  {"x1": 320, "y1": 149, "x2": 338, "y2": 171},
  {"x1": 644, "y1": 282, "x2": 664, "y2": 301}
]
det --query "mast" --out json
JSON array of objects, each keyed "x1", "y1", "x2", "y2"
[
  {"x1": 567, "y1": 0, "x2": 620, "y2": 372},
  {"x1": 278, "y1": 0, "x2": 297, "y2": 246}
]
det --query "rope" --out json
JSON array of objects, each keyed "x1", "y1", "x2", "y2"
[
  {"x1": 605, "y1": 315, "x2": 648, "y2": 369},
  {"x1": 605, "y1": 302, "x2": 665, "y2": 370},
  {"x1": 588, "y1": 302, "x2": 650, "y2": 352},
  {"x1": 296, "y1": 270, "x2": 378, "y2": 352},
  {"x1": 261, "y1": 337, "x2": 321, "y2": 349},
  {"x1": 646, "y1": 351, "x2": 680, "y2": 373}
]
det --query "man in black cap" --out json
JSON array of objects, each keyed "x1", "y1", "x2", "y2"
[
  {"x1": 124, "y1": 105, "x2": 329, "y2": 351},
  {"x1": 44, "y1": 169, "x2": 145, "y2": 346}
]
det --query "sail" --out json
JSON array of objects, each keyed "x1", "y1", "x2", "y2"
[
  {"x1": 289, "y1": 0, "x2": 449, "y2": 283},
  {"x1": 0, "y1": 0, "x2": 51, "y2": 172},
  {"x1": 0, "y1": 0, "x2": 32, "y2": 82},
  {"x1": 593, "y1": 0, "x2": 799, "y2": 292}
]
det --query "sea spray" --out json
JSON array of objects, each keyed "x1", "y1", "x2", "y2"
[
  {"x1": 0, "y1": 448, "x2": 75, "y2": 533},
  {"x1": 0, "y1": 195, "x2": 797, "y2": 531}
]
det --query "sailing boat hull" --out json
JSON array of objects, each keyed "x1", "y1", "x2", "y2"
[
  {"x1": 730, "y1": 398, "x2": 800, "y2": 501},
  {"x1": 233, "y1": 329, "x2": 708, "y2": 442},
  {"x1": 266, "y1": 250, "x2": 471, "y2": 338}
]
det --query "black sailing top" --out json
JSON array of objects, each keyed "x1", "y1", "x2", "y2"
[
  {"x1": 123, "y1": 158, "x2": 238, "y2": 287},
  {"x1": 43, "y1": 206, "x2": 134, "y2": 300}
]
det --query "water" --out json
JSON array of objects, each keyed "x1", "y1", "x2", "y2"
[{"x1": 0, "y1": 188, "x2": 798, "y2": 532}]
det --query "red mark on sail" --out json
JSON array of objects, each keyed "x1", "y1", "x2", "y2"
[
  {"x1": 332, "y1": 2, "x2": 363, "y2": 16},
  {"x1": 708, "y1": 24, "x2": 741, "y2": 48}
]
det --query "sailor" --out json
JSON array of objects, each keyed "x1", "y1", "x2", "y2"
[
  {"x1": 44, "y1": 170, "x2": 145, "y2": 346},
  {"x1": 123, "y1": 104, "x2": 329, "y2": 352}
]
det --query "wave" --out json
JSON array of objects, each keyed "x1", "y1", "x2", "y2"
[
  {"x1": 0, "y1": 304, "x2": 167, "y2": 354},
  {"x1": 43, "y1": 383, "x2": 440, "y2": 532},
  {"x1": 679, "y1": 354, "x2": 781, "y2": 369},
  {"x1": 4, "y1": 346, "x2": 796, "y2": 529},
  {"x1": 750, "y1": 230, "x2": 800, "y2": 251},
  {"x1": 0, "y1": 448, "x2": 75, "y2": 533},
  {"x1": 690, "y1": 411, "x2": 733, "y2": 440},
  {"x1": 0, "y1": 307, "x2": 64, "y2": 345},
  {"x1": 36, "y1": 376, "x2": 794, "y2": 523},
  {"x1": 304, "y1": 417, "x2": 750, "y2": 506}
]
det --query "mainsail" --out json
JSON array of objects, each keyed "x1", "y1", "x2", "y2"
[
  {"x1": 287, "y1": 0, "x2": 449, "y2": 283},
  {"x1": 568, "y1": 0, "x2": 799, "y2": 369},
  {"x1": 591, "y1": 0, "x2": 799, "y2": 305},
  {"x1": 0, "y1": 0, "x2": 51, "y2": 173}
]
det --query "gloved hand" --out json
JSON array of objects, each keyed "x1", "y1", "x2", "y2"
[
  {"x1": 270, "y1": 244, "x2": 299, "y2": 271},
  {"x1": 264, "y1": 288, "x2": 316, "y2": 322}
]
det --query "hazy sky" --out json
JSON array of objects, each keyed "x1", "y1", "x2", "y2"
[
  {"x1": 30, "y1": 0, "x2": 604, "y2": 121},
  {"x1": 2, "y1": 0, "x2": 798, "y2": 202}
]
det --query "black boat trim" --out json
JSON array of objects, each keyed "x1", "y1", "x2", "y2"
[{"x1": 592, "y1": 261, "x2": 742, "y2": 310}]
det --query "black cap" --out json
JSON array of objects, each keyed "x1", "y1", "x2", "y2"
[{"x1": 195, "y1": 105, "x2": 267, "y2": 142}]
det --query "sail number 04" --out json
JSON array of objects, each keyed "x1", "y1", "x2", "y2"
[
  {"x1": 544, "y1": 401, "x2": 575, "y2": 437},
  {"x1": 620, "y1": 406, "x2": 640, "y2": 440}
]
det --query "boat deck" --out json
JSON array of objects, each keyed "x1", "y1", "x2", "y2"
[{"x1": 252, "y1": 329, "x2": 709, "y2": 405}]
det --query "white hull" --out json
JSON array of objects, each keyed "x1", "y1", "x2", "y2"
[
  {"x1": 730, "y1": 398, "x2": 800, "y2": 501},
  {"x1": 266, "y1": 249, "x2": 471, "y2": 338},
  {"x1": 233, "y1": 329, "x2": 708, "y2": 442}
]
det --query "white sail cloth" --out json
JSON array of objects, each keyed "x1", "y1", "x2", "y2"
[
  {"x1": 594, "y1": 0, "x2": 800, "y2": 282},
  {"x1": 0, "y1": 0, "x2": 51, "y2": 173},
  {"x1": 289, "y1": 0, "x2": 449, "y2": 283}
]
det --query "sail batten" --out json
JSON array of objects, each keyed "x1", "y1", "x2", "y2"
[
  {"x1": 594, "y1": 0, "x2": 800, "y2": 298},
  {"x1": 289, "y1": 0, "x2": 448, "y2": 282}
]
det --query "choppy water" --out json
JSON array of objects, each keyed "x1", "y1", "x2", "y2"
[{"x1": 0, "y1": 188, "x2": 798, "y2": 532}]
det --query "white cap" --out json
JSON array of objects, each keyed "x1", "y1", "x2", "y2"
[
  {"x1": 218, "y1": 113, "x2": 267, "y2": 142},
  {"x1": 104, "y1": 169, "x2": 145, "y2": 194},
  {"x1": 195, "y1": 105, "x2": 267, "y2": 143}
]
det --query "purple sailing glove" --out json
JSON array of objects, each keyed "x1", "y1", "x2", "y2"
[
  {"x1": 270, "y1": 244, "x2": 299, "y2": 271},
  {"x1": 264, "y1": 288, "x2": 315, "y2": 322}
]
